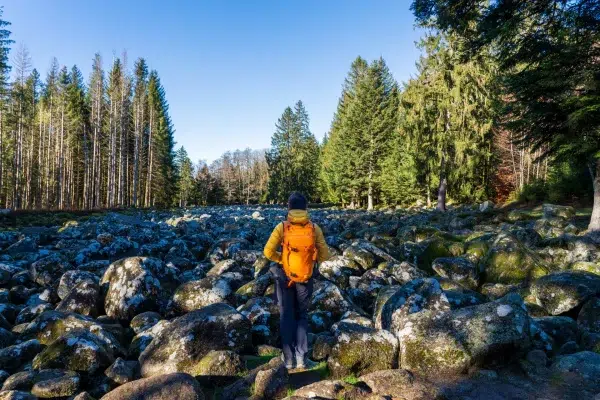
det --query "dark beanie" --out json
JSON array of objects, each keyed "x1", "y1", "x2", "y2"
[{"x1": 288, "y1": 192, "x2": 307, "y2": 210}]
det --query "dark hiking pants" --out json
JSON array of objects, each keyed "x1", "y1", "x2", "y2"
[{"x1": 270, "y1": 265, "x2": 313, "y2": 364}]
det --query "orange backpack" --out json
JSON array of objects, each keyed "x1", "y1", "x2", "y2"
[{"x1": 281, "y1": 221, "x2": 317, "y2": 285}]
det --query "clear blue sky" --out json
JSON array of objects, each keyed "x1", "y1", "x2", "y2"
[{"x1": 4, "y1": 1, "x2": 422, "y2": 163}]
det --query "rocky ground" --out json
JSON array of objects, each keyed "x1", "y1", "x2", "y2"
[{"x1": 0, "y1": 203, "x2": 599, "y2": 399}]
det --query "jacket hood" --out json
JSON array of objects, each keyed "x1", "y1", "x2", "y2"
[{"x1": 287, "y1": 209, "x2": 309, "y2": 224}]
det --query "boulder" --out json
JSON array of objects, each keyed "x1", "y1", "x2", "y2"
[
  {"x1": 104, "y1": 357, "x2": 138, "y2": 386},
  {"x1": 482, "y1": 234, "x2": 547, "y2": 284},
  {"x1": 171, "y1": 276, "x2": 234, "y2": 313},
  {"x1": 30, "y1": 254, "x2": 70, "y2": 286},
  {"x1": 0, "y1": 340, "x2": 44, "y2": 373},
  {"x1": 374, "y1": 278, "x2": 450, "y2": 333},
  {"x1": 543, "y1": 204, "x2": 575, "y2": 219},
  {"x1": 294, "y1": 380, "x2": 351, "y2": 400},
  {"x1": 130, "y1": 312, "x2": 162, "y2": 335},
  {"x1": 194, "y1": 350, "x2": 245, "y2": 385},
  {"x1": 327, "y1": 322, "x2": 398, "y2": 378},
  {"x1": 100, "y1": 373, "x2": 205, "y2": 400},
  {"x1": 57, "y1": 270, "x2": 99, "y2": 300},
  {"x1": 32, "y1": 329, "x2": 115, "y2": 374},
  {"x1": 359, "y1": 369, "x2": 445, "y2": 400},
  {"x1": 387, "y1": 261, "x2": 427, "y2": 285},
  {"x1": 432, "y1": 257, "x2": 479, "y2": 290},
  {"x1": 579, "y1": 297, "x2": 600, "y2": 334},
  {"x1": 101, "y1": 257, "x2": 179, "y2": 320},
  {"x1": 551, "y1": 351, "x2": 600, "y2": 384},
  {"x1": 251, "y1": 362, "x2": 288, "y2": 400},
  {"x1": 398, "y1": 293, "x2": 531, "y2": 376},
  {"x1": 55, "y1": 280, "x2": 102, "y2": 317},
  {"x1": 342, "y1": 246, "x2": 376, "y2": 271},
  {"x1": 238, "y1": 297, "x2": 279, "y2": 346},
  {"x1": 139, "y1": 303, "x2": 251, "y2": 377},
  {"x1": 530, "y1": 271, "x2": 600, "y2": 315},
  {"x1": 310, "y1": 280, "x2": 361, "y2": 320},
  {"x1": 30, "y1": 370, "x2": 80, "y2": 398}
]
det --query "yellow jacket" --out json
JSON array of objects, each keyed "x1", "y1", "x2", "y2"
[{"x1": 263, "y1": 209, "x2": 329, "y2": 264}]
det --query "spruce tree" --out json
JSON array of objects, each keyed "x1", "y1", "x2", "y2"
[{"x1": 412, "y1": 0, "x2": 600, "y2": 228}]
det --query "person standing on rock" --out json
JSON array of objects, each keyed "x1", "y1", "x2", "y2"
[{"x1": 264, "y1": 192, "x2": 329, "y2": 370}]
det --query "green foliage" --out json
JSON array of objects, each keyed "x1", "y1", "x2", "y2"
[
  {"x1": 321, "y1": 57, "x2": 399, "y2": 208},
  {"x1": 515, "y1": 161, "x2": 593, "y2": 205},
  {"x1": 266, "y1": 101, "x2": 320, "y2": 203},
  {"x1": 174, "y1": 146, "x2": 194, "y2": 207}
]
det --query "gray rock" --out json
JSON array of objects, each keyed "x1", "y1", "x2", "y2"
[
  {"x1": 0, "y1": 340, "x2": 44, "y2": 373},
  {"x1": 55, "y1": 280, "x2": 102, "y2": 317},
  {"x1": 551, "y1": 351, "x2": 600, "y2": 383},
  {"x1": 171, "y1": 276, "x2": 233, "y2": 313},
  {"x1": 101, "y1": 257, "x2": 179, "y2": 321},
  {"x1": 57, "y1": 270, "x2": 99, "y2": 299},
  {"x1": 327, "y1": 322, "x2": 398, "y2": 378},
  {"x1": 32, "y1": 329, "x2": 115, "y2": 374},
  {"x1": 294, "y1": 380, "x2": 351, "y2": 399},
  {"x1": 139, "y1": 303, "x2": 251, "y2": 377},
  {"x1": 531, "y1": 271, "x2": 600, "y2": 315},
  {"x1": 579, "y1": 297, "x2": 600, "y2": 334},
  {"x1": 359, "y1": 369, "x2": 445, "y2": 400},
  {"x1": 99, "y1": 373, "x2": 205, "y2": 400},
  {"x1": 130, "y1": 312, "x2": 162, "y2": 335},
  {"x1": 432, "y1": 257, "x2": 479, "y2": 290}
]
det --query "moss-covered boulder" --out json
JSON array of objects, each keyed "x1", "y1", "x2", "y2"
[
  {"x1": 30, "y1": 369, "x2": 80, "y2": 398},
  {"x1": 543, "y1": 204, "x2": 575, "y2": 220},
  {"x1": 193, "y1": 350, "x2": 245, "y2": 385},
  {"x1": 139, "y1": 303, "x2": 251, "y2": 377},
  {"x1": 398, "y1": 293, "x2": 531, "y2": 375},
  {"x1": 342, "y1": 246, "x2": 376, "y2": 271},
  {"x1": 530, "y1": 271, "x2": 600, "y2": 315},
  {"x1": 32, "y1": 329, "x2": 115, "y2": 374},
  {"x1": 128, "y1": 320, "x2": 171, "y2": 359},
  {"x1": 235, "y1": 273, "x2": 272, "y2": 303},
  {"x1": 327, "y1": 322, "x2": 398, "y2": 378},
  {"x1": 482, "y1": 234, "x2": 548, "y2": 284},
  {"x1": 401, "y1": 239, "x2": 452, "y2": 275},
  {"x1": 385, "y1": 261, "x2": 427, "y2": 285},
  {"x1": 29, "y1": 253, "x2": 70, "y2": 286},
  {"x1": 101, "y1": 257, "x2": 179, "y2": 321},
  {"x1": 432, "y1": 257, "x2": 479, "y2": 290},
  {"x1": 571, "y1": 261, "x2": 600, "y2": 275}
]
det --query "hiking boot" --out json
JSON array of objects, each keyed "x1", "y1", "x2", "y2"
[
  {"x1": 296, "y1": 356, "x2": 318, "y2": 370},
  {"x1": 282, "y1": 354, "x2": 294, "y2": 370}
]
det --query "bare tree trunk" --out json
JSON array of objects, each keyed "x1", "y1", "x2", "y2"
[
  {"x1": 145, "y1": 106, "x2": 154, "y2": 207},
  {"x1": 437, "y1": 154, "x2": 447, "y2": 211},
  {"x1": 588, "y1": 159, "x2": 600, "y2": 232}
]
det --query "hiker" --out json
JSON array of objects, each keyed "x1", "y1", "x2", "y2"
[{"x1": 263, "y1": 192, "x2": 329, "y2": 370}]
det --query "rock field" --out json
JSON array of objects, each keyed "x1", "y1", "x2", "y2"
[{"x1": 0, "y1": 203, "x2": 599, "y2": 399}]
